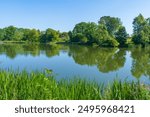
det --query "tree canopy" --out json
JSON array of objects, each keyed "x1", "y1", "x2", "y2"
[
  {"x1": 0, "y1": 14, "x2": 150, "y2": 47},
  {"x1": 132, "y1": 14, "x2": 150, "y2": 46}
]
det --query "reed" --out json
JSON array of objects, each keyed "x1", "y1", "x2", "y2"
[{"x1": 0, "y1": 70, "x2": 149, "y2": 100}]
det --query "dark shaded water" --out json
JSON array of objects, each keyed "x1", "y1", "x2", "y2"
[{"x1": 0, "y1": 43, "x2": 150, "y2": 84}]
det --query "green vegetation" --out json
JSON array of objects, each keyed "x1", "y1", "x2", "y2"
[
  {"x1": 0, "y1": 27, "x2": 68, "y2": 43},
  {"x1": 0, "y1": 14, "x2": 150, "y2": 47},
  {"x1": 0, "y1": 70, "x2": 149, "y2": 100},
  {"x1": 132, "y1": 14, "x2": 150, "y2": 46}
]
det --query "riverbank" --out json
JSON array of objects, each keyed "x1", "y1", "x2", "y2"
[{"x1": 0, "y1": 70, "x2": 150, "y2": 100}]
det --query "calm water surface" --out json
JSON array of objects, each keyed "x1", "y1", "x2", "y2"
[{"x1": 0, "y1": 44, "x2": 150, "y2": 84}]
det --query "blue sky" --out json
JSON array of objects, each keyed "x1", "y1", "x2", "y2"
[{"x1": 0, "y1": 0, "x2": 150, "y2": 34}]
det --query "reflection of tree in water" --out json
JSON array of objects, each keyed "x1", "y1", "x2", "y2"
[
  {"x1": 0, "y1": 44, "x2": 24, "y2": 59},
  {"x1": 131, "y1": 46, "x2": 150, "y2": 79},
  {"x1": 1, "y1": 43, "x2": 149, "y2": 79},
  {"x1": 68, "y1": 46, "x2": 96, "y2": 66},
  {"x1": 69, "y1": 45, "x2": 126, "y2": 73},
  {"x1": 97, "y1": 48, "x2": 126, "y2": 73},
  {"x1": 22, "y1": 44, "x2": 40, "y2": 56},
  {"x1": 44, "y1": 44, "x2": 61, "y2": 57},
  {"x1": 0, "y1": 44, "x2": 65, "y2": 59}
]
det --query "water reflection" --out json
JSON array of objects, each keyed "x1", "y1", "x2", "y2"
[
  {"x1": 68, "y1": 45, "x2": 126, "y2": 73},
  {"x1": 0, "y1": 43, "x2": 150, "y2": 81},
  {"x1": 0, "y1": 44, "x2": 64, "y2": 59},
  {"x1": 131, "y1": 47, "x2": 150, "y2": 79}
]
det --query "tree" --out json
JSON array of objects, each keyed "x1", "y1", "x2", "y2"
[
  {"x1": 27, "y1": 29, "x2": 40, "y2": 42},
  {"x1": 71, "y1": 22, "x2": 119, "y2": 47},
  {"x1": 133, "y1": 26, "x2": 150, "y2": 45},
  {"x1": 22, "y1": 29, "x2": 31, "y2": 41},
  {"x1": 132, "y1": 14, "x2": 150, "y2": 45},
  {"x1": 115, "y1": 26, "x2": 129, "y2": 46},
  {"x1": 3, "y1": 26, "x2": 17, "y2": 41},
  {"x1": 146, "y1": 18, "x2": 150, "y2": 25},
  {"x1": 73, "y1": 33, "x2": 88, "y2": 44},
  {"x1": 98, "y1": 16, "x2": 122, "y2": 36},
  {"x1": 71, "y1": 22, "x2": 97, "y2": 44},
  {"x1": 103, "y1": 38, "x2": 119, "y2": 47},
  {"x1": 72, "y1": 22, "x2": 88, "y2": 35},
  {"x1": 60, "y1": 32, "x2": 70, "y2": 42},
  {"x1": 43, "y1": 28, "x2": 60, "y2": 43},
  {"x1": 13, "y1": 28, "x2": 24, "y2": 41},
  {"x1": 92, "y1": 25, "x2": 119, "y2": 47},
  {"x1": 0, "y1": 29, "x2": 5, "y2": 40},
  {"x1": 84, "y1": 22, "x2": 99, "y2": 44},
  {"x1": 133, "y1": 14, "x2": 147, "y2": 34}
]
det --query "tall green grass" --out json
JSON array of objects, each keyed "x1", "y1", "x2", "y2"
[{"x1": 0, "y1": 70, "x2": 149, "y2": 100}]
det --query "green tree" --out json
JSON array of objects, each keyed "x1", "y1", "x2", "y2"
[
  {"x1": 13, "y1": 28, "x2": 24, "y2": 41},
  {"x1": 132, "y1": 14, "x2": 150, "y2": 45},
  {"x1": 22, "y1": 29, "x2": 31, "y2": 41},
  {"x1": 133, "y1": 14, "x2": 147, "y2": 34},
  {"x1": 72, "y1": 22, "x2": 88, "y2": 35},
  {"x1": 3, "y1": 26, "x2": 17, "y2": 41},
  {"x1": 71, "y1": 22, "x2": 96, "y2": 43},
  {"x1": 146, "y1": 18, "x2": 150, "y2": 25},
  {"x1": 27, "y1": 29, "x2": 40, "y2": 42},
  {"x1": 133, "y1": 26, "x2": 150, "y2": 45},
  {"x1": 71, "y1": 22, "x2": 119, "y2": 47},
  {"x1": 43, "y1": 28, "x2": 60, "y2": 43},
  {"x1": 0, "y1": 29, "x2": 5, "y2": 40},
  {"x1": 98, "y1": 16, "x2": 125, "y2": 46},
  {"x1": 60, "y1": 32, "x2": 70, "y2": 42},
  {"x1": 98, "y1": 16, "x2": 122, "y2": 36},
  {"x1": 73, "y1": 33, "x2": 88, "y2": 44},
  {"x1": 92, "y1": 25, "x2": 119, "y2": 47},
  {"x1": 102, "y1": 38, "x2": 119, "y2": 47},
  {"x1": 115, "y1": 26, "x2": 129, "y2": 46},
  {"x1": 84, "y1": 22, "x2": 99, "y2": 44}
]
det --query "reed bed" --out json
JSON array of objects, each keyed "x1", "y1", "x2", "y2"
[{"x1": 0, "y1": 70, "x2": 149, "y2": 100}]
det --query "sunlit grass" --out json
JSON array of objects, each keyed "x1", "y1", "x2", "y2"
[{"x1": 0, "y1": 70, "x2": 149, "y2": 100}]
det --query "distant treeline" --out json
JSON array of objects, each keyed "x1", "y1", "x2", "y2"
[{"x1": 0, "y1": 14, "x2": 150, "y2": 47}]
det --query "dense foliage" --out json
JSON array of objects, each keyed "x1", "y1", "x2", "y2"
[
  {"x1": 0, "y1": 14, "x2": 150, "y2": 47},
  {"x1": 0, "y1": 27, "x2": 68, "y2": 43},
  {"x1": 132, "y1": 14, "x2": 150, "y2": 46}
]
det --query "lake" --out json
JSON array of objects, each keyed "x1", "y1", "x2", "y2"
[{"x1": 0, "y1": 43, "x2": 150, "y2": 85}]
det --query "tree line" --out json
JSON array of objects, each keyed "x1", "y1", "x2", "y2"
[
  {"x1": 0, "y1": 27, "x2": 69, "y2": 43},
  {"x1": 0, "y1": 14, "x2": 150, "y2": 47}
]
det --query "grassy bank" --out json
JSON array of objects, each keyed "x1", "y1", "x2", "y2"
[{"x1": 0, "y1": 70, "x2": 150, "y2": 100}]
